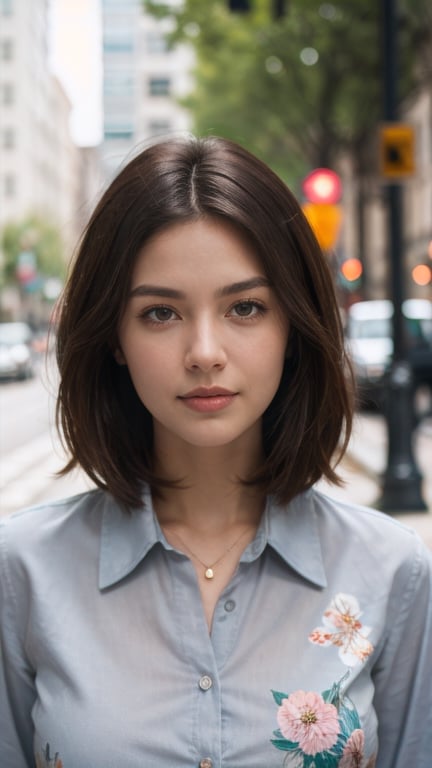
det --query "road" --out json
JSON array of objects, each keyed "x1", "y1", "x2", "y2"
[
  {"x1": 0, "y1": 368, "x2": 54, "y2": 455},
  {"x1": 0, "y1": 363, "x2": 94, "y2": 517}
]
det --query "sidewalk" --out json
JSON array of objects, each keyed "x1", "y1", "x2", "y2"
[{"x1": 318, "y1": 413, "x2": 432, "y2": 550}]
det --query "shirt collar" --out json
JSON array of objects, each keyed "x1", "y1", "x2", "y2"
[
  {"x1": 99, "y1": 488, "x2": 327, "y2": 590},
  {"x1": 262, "y1": 491, "x2": 327, "y2": 588},
  {"x1": 99, "y1": 488, "x2": 161, "y2": 589}
]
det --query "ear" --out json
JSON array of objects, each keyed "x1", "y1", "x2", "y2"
[{"x1": 113, "y1": 347, "x2": 126, "y2": 365}]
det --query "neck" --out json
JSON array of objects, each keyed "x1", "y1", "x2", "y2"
[{"x1": 152, "y1": 428, "x2": 265, "y2": 531}]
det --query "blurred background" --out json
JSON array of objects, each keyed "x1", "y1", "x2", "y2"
[{"x1": 0, "y1": 0, "x2": 431, "y2": 542}]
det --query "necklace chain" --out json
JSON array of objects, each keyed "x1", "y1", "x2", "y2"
[{"x1": 168, "y1": 526, "x2": 252, "y2": 580}]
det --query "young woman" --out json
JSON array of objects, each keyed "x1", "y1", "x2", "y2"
[{"x1": 1, "y1": 136, "x2": 431, "y2": 768}]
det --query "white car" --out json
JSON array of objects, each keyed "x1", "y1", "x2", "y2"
[
  {"x1": 345, "y1": 299, "x2": 432, "y2": 407},
  {"x1": 0, "y1": 322, "x2": 36, "y2": 380}
]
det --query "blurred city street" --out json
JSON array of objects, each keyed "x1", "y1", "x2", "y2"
[{"x1": 1, "y1": 365, "x2": 431, "y2": 549}]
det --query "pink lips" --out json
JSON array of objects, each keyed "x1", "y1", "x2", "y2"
[{"x1": 179, "y1": 387, "x2": 237, "y2": 413}]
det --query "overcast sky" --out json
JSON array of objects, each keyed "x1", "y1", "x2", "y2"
[{"x1": 49, "y1": 0, "x2": 103, "y2": 146}]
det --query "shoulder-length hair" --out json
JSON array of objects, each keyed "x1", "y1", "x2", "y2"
[{"x1": 56, "y1": 135, "x2": 353, "y2": 510}]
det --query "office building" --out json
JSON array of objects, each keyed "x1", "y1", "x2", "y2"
[{"x1": 101, "y1": 0, "x2": 193, "y2": 178}]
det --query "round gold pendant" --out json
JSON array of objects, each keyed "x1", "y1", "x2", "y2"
[{"x1": 205, "y1": 568, "x2": 214, "y2": 580}]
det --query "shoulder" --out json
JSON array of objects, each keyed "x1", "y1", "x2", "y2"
[
  {"x1": 308, "y1": 488, "x2": 432, "y2": 587},
  {"x1": 310, "y1": 487, "x2": 426, "y2": 546},
  {"x1": 0, "y1": 489, "x2": 110, "y2": 574},
  {"x1": 270, "y1": 488, "x2": 431, "y2": 595},
  {"x1": 266, "y1": 489, "x2": 431, "y2": 600}
]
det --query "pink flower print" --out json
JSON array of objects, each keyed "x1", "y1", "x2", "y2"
[
  {"x1": 309, "y1": 593, "x2": 374, "y2": 667},
  {"x1": 277, "y1": 689, "x2": 340, "y2": 755},
  {"x1": 340, "y1": 729, "x2": 365, "y2": 767},
  {"x1": 35, "y1": 744, "x2": 63, "y2": 768}
]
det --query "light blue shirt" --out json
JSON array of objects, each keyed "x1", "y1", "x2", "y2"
[{"x1": 1, "y1": 487, "x2": 431, "y2": 768}]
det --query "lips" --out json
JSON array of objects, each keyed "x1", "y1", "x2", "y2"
[
  {"x1": 179, "y1": 386, "x2": 236, "y2": 399},
  {"x1": 178, "y1": 386, "x2": 238, "y2": 413}
]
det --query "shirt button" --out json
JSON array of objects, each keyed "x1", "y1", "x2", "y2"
[
  {"x1": 198, "y1": 675, "x2": 213, "y2": 691},
  {"x1": 199, "y1": 759, "x2": 213, "y2": 768},
  {"x1": 224, "y1": 599, "x2": 236, "y2": 612}
]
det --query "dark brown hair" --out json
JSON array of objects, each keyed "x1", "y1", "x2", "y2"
[{"x1": 56, "y1": 135, "x2": 353, "y2": 509}]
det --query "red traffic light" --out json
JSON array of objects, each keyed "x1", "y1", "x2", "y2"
[
  {"x1": 341, "y1": 258, "x2": 363, "y2": 282},
  {"x1": 302, "y1": 168, "x2": 342, "y2": 204}
]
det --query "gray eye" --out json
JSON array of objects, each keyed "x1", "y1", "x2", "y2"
[
  {"x1": 235, "y1": 302, "x2": 254, "y2": 316},
  {"x1": 153, "y1": 307, "x2": 174, "y2": 321}
]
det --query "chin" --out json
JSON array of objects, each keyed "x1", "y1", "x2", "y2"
[
  {"x1": 180, "y1": 423, "x2": 259, "y2": 450},
  {"x1": 183, "y1": 433, "x2": 242, "y2": 449}
]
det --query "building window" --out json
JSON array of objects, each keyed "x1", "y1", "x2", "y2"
[
  {"x1": 148, "y1": 77, "x2": 170, "y2": 96},
  {"x1": 4, "y1": 174, "x2": 15, "y2": 196},
  {"x1": 145, "y1": 32, "x2": 168, "y2": 55},
  {"x1": 148, "y1": 120, "x2": 171, "y2": 137},
  {"x1": 104, "y1": 125, "x2": 134, "y2": 140},
  {"x1": 1, "y1": 39, "x2": 13, "y2": 59},
  {"x1": 2, "y1": 127, "x2": 14, "y2": 148},
  {"x1": 104, "y1": 74, "x2": 134, "y2": 95},
  {"x1": 103, "y1": 36, "x2": 133, "y2": 52},
  {"x1": 2, "y1": 83, "x2": 14, "y2": 104},
  {"x1": 0, "y1": 0, "x2": 13, "y2": 16},
  {"x1": 102, "y1": 0, "x2": 138, "y2": 7}
]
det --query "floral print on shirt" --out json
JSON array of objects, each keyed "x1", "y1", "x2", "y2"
[
  {"x1": 35, "y1": 743, "x2": 63, "y2": 768},
  {"x1": 271, "y1": 594, "x2": 376, "y2": 767},
  {"x1": 308, "y1": 593, "x2": 373, "y2": 667}
]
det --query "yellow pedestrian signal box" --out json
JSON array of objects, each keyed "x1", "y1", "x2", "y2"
[
  {"x1": 302, "y1": 203, "x2": 342, "y2": 251},
  {"x1": 379, "y1": 123, "x2": 415, "y2": 178}
]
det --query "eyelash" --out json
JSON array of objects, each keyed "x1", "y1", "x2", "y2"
[{"x1": 138, "y1": 299, "x2": 268, "y2": 325}]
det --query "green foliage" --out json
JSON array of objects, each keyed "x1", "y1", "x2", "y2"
[
  {"x1": 144, "y1": 0, "x2": 431, "y2": 185},
  {"x1": 0, "y1": 215, "x2": 66, "y2": 287}
]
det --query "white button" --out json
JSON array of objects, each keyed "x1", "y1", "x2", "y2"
[
  {"x1": 198, "y1": 675, "x2": 213, "y2": 691},
  {"x1": 199, "y1": 759, "x2": 213, "y2": 768},
  {"x1": 224, "y1": 599, "x2": 236, "y2": 612}
]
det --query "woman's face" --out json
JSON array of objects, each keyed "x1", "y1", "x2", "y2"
[{"x1": 116, "y1": 217, "x2": 289, "y2": 454}]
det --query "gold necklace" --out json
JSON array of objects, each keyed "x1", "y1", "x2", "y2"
[{"x1": 168, "y1": 526, "x2": 252, "y2": 580}]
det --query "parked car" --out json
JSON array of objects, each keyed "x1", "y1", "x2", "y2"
[
  {"x1": 345, "y1": 299, "x2": 432, "y2": 407},
  {"x1": 0, "y1": 321, "x2": 36, "y2": 380}
]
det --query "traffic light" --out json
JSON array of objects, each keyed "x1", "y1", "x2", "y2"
[
  {"x1": 412, "y1": 264, "x2": 431, "y2": 287},
  {"x1": 301, "y1": 168, "x2": 342, "y2": 251},
  {"x1": 302, "y1": 203, "x2": 342, "y2": 252},
  {"x1": 379, "y1": 123, "x2": 415, "y2": 178},
  {"x1": 339, "y1": 258, "x2": 363, "y2": 291},
  {"x1": 302, "y1": 168, "x2": 342, "y2": 204}
]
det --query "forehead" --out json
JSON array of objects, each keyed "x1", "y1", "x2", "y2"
[{"x1": 131, "y1": 217, "x2": 265, "y2": 285}]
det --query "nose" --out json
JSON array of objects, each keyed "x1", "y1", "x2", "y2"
[{"x1": 184, "y1": 317, "x2": 227, "y2": 372}]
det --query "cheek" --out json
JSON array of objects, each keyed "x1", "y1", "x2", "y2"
[
  {"x1": 122, "y1": 338, "x2": 174, "y2": 391},
  {"x1": 247, "y1": 326, "x2": 288, "y2": 369}
]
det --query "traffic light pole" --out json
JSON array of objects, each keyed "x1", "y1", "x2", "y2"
[{"x1": 377, "y1": 0, "x2": 427, "y2": 512}]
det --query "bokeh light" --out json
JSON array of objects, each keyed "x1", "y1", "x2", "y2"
[
  {"x1": 341, "y1": 258, "x2": 363, "y2": 282},
  {"x1": 412, "y1": 264, "x2": 431, "y2": 286}
]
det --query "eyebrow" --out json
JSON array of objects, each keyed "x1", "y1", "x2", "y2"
[{"x1": 128, "y1": 276, "x2": 272, "y2": 300}]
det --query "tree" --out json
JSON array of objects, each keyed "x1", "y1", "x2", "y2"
[
  {"x1": 1, "y1": 214, "x2": 66, "y2": 289},
  {"x1": 145, "y1": 0, "x2": 432, "y2": 187}
]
